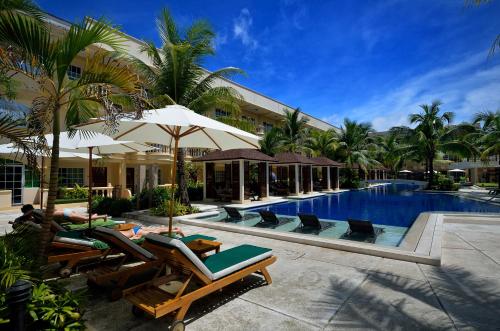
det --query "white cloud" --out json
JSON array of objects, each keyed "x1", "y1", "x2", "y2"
[
  {"x1": 330, "y1": 52, "x2": 500, "y2": 131},
  {"x1": 233, "y1": 8, "x2": 258, "y2": 50},
  {"x1": 212, "y1": 32, "x2": 227, "y2": 50}
]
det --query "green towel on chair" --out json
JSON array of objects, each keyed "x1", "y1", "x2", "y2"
[
  {"x1": 62, "y1": 219, "x2": 116, "y2": 230},
  {"x1": 54, "y1": 230, "x2": 110, "y2": 249}
]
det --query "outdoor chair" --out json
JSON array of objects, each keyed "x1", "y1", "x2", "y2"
[
  {"x1": 123, "y1": 233, "x2": 276, "y2": 330},
  {"x1": 256, "y1": 210, "x2": 295, "y2": 228},
  {"x1": 295, "y1": 213, "x2": 334, "y2": 234},
  {"x1": 341, "y1": 219, "x2": 384, "y2": 243},
  {"x1": 215, "y1": 188, "x2": 232, "y2": 202},
  {"x1": 223, "y1": 207, "x2": 259, "y2": 222}
]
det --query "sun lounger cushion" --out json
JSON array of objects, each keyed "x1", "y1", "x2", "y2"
[
  {"x1": 180, "y1": 234, "x2": 217, "y2": 244},
  {"x1": 54, "y1": 231, "x2": 110, "y2": 249},
  {"x1": 203, "y1": 244, "x2": 272, "y2": 280},
  {"x1": 145, "y1": 234, "x2": 272, "y2": 281},
  {"x1": 94, "y1": 226, "x2": 157, "y2": 260},
  {"x1": 63, "y1": 219, "x2": 116, "y2": 230}
]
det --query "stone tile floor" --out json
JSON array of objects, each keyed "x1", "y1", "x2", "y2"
[{"x1": 1, "y1": 210, "x2": 499, "y2": 330}]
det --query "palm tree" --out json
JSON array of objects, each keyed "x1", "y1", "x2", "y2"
[
  {"x1": 0, "y1": 13, "x2": 142, "y2": 260},
  {"x1": 375, "y1": 133, "x2": 404, "y2": 179},
  {"x1": 133, "y1": 8, "x2": 243, "y2": 206},
  {"x1": 0, "y1": 0, "x2": 44, "y2": 21},
  {"x1": 473, "y1": 110, "x2": 500, "y2": 188},
  {"x1": 335, "y1": 118, "x2": 378, "y2": 184},
  {"x1": 260, "y1": 127, "x2": 282, "y2": 156},
  {"x1": 280, "y1": 108, "x2": 310, "y2": 153},
  {"x1": 307, "y1": 129, "x2": 338, "y2": 158},
  {"x1": 407, "y1": 101, "x2": 476, "y2": 188}
]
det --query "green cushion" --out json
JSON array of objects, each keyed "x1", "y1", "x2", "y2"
[
  {"x1": 63, "y1": 219, "x2": 115, "y2": 230},
  {"x1": 180, "y1": 234, "x2": 216, "y2": 244},
  {"x1": 203, "y1": 244, "x2": 271, "y2": 274},
  {"x1": 54, "y1": 230, "x2": 110, "y2": 249}
]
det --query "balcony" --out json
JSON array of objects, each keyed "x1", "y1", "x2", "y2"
[
  {"x1": 146, "y1": 144, "x2": 209, "y2": 158},
  {"x1": 450, "y1": 155, "x2": 500, "y2": 169}
]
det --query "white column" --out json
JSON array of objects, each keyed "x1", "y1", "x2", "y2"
[
  {"x1": 265, "y1": 162, "x2": 269, "y2": 198},
  {"x1": 239, "y1": 160, "x2": 245, "y2": 203},
  {"x1": 471, "y1": 168, "x2": 478, "y2": 184},
  {"x1": 310, "y1": 166, "x2": 313, "y2": 193},
  {"x1": 336, "y1": 167, "x2": 340, "y2": 190},
  {"x1": 139, "y1": 165, "x2": 147, "y2": 192},
  {"x1": 202, "y1": 162, "x2": 207, "y2": 200},
  {"x1": 119, "y1": 161, "x2": 126, "y2": 198},
  {"x1": 326, "y1": 166, "x2": 331, "y2": 190},
  {"x1": 294, "y1": 164, "x2": 300, "y2": 195}
]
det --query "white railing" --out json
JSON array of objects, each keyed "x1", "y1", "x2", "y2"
[
  {"x1": 146, "y1": 144, "x2": 208, "y2": 158},
  {"x1": 91, "y1": 186, "x2": 114, "y2": 198}
]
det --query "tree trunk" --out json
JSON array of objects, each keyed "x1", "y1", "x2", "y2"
[
  {"x1": 38, "y1": 106, "x2": 60, "y2": 264},
  {"x1": 177, "y1": 148, "x2": 190, "y2": 206},
  {"x1": 428, "y1": 156, "x2": 434, "y2": 190}
]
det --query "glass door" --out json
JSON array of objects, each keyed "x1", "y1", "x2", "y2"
[{"x1": 0, "y1": 164, "x2": 24, "y2": 205}]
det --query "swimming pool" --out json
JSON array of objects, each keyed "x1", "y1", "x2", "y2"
[
  {"x1": 195, "y1": 184, "x2": 500, "y2": 247},
  {"x1": 249, "y1": 184, "x2": 500, "y2": 227}
]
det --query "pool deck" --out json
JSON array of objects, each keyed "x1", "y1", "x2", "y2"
[{"x1": 0, "y1": 211, "x2": 499, "y2": 330}]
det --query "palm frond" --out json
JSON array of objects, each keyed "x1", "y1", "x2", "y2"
[{"x1": 0, "y1": 0, "x2": 45, "y2": 22}]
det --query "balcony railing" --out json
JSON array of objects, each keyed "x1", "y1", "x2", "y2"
[{"x1": 146, "y1": 144, "x2": 209, "y2": 158}]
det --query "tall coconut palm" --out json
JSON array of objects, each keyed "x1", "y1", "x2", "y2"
[
  {"x1": 407, "y1": 101, "x2": 476, "y2": 188},
  {"x1": 307, "y1": 129, "x2": 338, "y2": 158},
  {"x1": 133, "y1": 8, "x2": 243, "y2": 206},
  {"x1": 280, "y1": 108, "x2": 310, "y2": 153},
  {"x1": 473, "y1": 110, "x2": 500, "y2": 188},
  {"x1": 335, "y1": 118, "x2": 378, "y2": 184},
  {"x1": 260, "y1": 127, "x2": 282, "y2": 156},
  {"x1": 0, "y1": 13, "x2": 142, "y2": 260},
  {"x1": 375, "y1": 133, "x2": 404, "y2": 178}
]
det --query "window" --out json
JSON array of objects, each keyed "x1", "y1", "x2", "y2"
[
  {"x1": 58, "y1": 168, "x2": 84, "y2": 187},
  {"x1": 67, "y1": 65, "x2": 81, "y2": 80},
  {"x1": 215, "y1": 170, "x2": 225, "y2": 183},
  {"x1": 263, "y1": 122, "x2": 274, "y2": 132},
  {"x1": 24, "y1": 167, "x2": 40, "y2": 188},
  {"x1": 215, "y1": 109, "x2": 230, "y2": 118}
]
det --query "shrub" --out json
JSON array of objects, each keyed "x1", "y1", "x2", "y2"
[
  {"x1": 187, "y1": 182, "x2": 203, "y2": 201},
  {"x1": 131, "y1": 186, "x2": 174, "y2": 210},
  {"x1": 150, "y1": 200, "x2": 199, "y2": 217},
  {"x1": 64, "y1": 184, "x2": 89, "y2": 200},
  {"x1": 340, "y1": 177, "x2": 360, "y2": 189},
  {"x1": 109, "y1": 198, "x2": 133, "y2": 217},
  {"x1": 436, "y1": 176, "x2": 457, "y2": 191},
  {"x1": 91, "y1": 196, "x2": 113, "y2": 215}
]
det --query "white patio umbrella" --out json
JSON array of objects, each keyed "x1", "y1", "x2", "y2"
[
  {"x1": 0, "y1": 143, "x2": 102, "y2": 208},
  {"x1": 33, "y1": 132, "x2": 153, "y2": 229},
  {"x1": 425, "y1": 170, "x2": 438, "y2": 174},
  {"x1": 448, "y1": 168, "x2": 466, "y2": 173},
  {"x1": 398, "y1": 170, "x2": 412, "y2": 173},
  {"x1": 76, "y1": 105, "x2": 261, "y2": 235}
]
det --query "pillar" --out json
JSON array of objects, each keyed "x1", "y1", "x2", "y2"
[
  {"x1": 310, "y1": 166, "x2": 314, "y2": 193},
  {"x1": 139, "y1": 165, "x2": 147, "y2": 192},
  {"x1": 326, "y1": 166, "x2": 331, "y2": 190},
  {"x1": 239, "y1": 160, "x2": 245, "y2": 203},
  {"x1": 266, "y1": 162, "x2": 270, "y2": 198},
  {"x1": 202, "y1": 163, "x2": 207, "y2": 200},
  {"x1": 118, "y1": 161, "x2": 127, "y2": 198},
  {"x1": 471, "y1": 168, "x2": 478, "y2": 184},
  {"x1": 294, "y1": 164, "x2": 300, "y2": 195}
]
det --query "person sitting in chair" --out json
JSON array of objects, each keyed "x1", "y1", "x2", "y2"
[
  {"x1": 115, "y1": 223, "x2": 185, "y2": 240},
  {"x1": 11, "y1": 204, "x2": 108, "y2": 227}
]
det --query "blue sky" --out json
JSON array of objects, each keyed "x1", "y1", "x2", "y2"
[{"x1": 39, "y1": 0, "x2": 500, "y2": 131}]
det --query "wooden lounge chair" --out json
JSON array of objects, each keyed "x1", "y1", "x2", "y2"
[
  {"x1": 222, "y1": 207, "x2": 258, "y2": 222},
  {"x1": 123, "y1": 234, "x2": 276, "y2": 330},
  {"x1": 86, "y1": 226, "x2": 165, "y2": 300},
  {"x1": 341, "y1": 219, "x2": 384, "y2": 243},
  {"x1": 295, "y1": 213, "x2": 334, "y2": 234},
  {"x1": 256, "y1": 210, "x2": 295, "y2": 228}
]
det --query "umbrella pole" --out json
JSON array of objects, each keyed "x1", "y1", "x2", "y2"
[
  {"x1": 88, "y1": 147, "x2": 93, "y2": 232},
  {"x1": 40, "y1": 157, "x2": 44, "y2": 210},
  {"x1": 168, "y1": 136, "x2": 179, "y2": 236}
]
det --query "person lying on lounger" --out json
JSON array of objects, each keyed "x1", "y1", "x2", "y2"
[
  {"x1": 115, "y1": 223, "x2": 185, "y2": 240},
  {"x1": 11, "y1": 204, "x2": 108, "y2": 226}
]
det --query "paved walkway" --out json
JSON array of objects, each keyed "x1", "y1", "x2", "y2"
[{"x1": 1, "y1": 211, "x2": 499, "y2": 330}]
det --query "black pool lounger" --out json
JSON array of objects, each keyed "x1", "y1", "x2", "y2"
[
  {"x1": 342, "y1": 219, "x2": 384, "y2": 243},
  {"x1": 223, "y1": 207, "x2": 258, "y2": 222},
  {"x1": 255, "y1": 211, "x2": 295, "y2": 229},
  {"x1": 295, "y1": 213, "x2": 334, "y2": 234}
]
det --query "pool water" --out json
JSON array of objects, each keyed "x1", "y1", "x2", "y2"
[{"x1": 197, "y1": 184, "x2": 500, "y2": 247}]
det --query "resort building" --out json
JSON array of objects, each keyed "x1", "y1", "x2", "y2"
[
  {"x1": 0, "y1": 13, "x2": 337, "y2": 208},
  {"x1": 449, "y1": 155, "x2": 500, "y2": 185}
]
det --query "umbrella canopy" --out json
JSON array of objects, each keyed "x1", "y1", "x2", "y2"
[
  {"x1": 0, "y1": 143, "x2": 102, "y2": 159},
  {"x1": 448, "y1": 168, "x2": 466, "y2": 173},
  {"x1": 425, "y1": 170, "x2": 438, "y2": 174},
  {"x1": 76, "y1": 105, "x2": 260, "y2": 149},
  {"x1": 76, "y1": 105, "x2": 261, "y2": 234},
  {"x1": 398, "y1": 169, "x2": 412, "y2": 173}
]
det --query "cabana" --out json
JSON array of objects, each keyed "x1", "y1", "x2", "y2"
[
  {"x1": 193, "y1": 149, "x2": 276, "y2": 204},
  {"x1": 270, "y1": 153, "x2": 316, "y2": 196},
  {"x1": 310, "y1": 156, "x2": 343, "y2": 191},
  {"x1": 367, "y1": 166, "x2": 389, "y2": 180}
]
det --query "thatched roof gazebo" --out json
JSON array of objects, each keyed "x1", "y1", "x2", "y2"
[
  {"x1": 271, "y1": 152, "x2": 316, "y2": 195},
  {"x1": 310, "y1": 156, "x2": 344, "y2": 191},
  {"x1": 193, "y1": 149, "x2": 276, "y2": 203}
]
